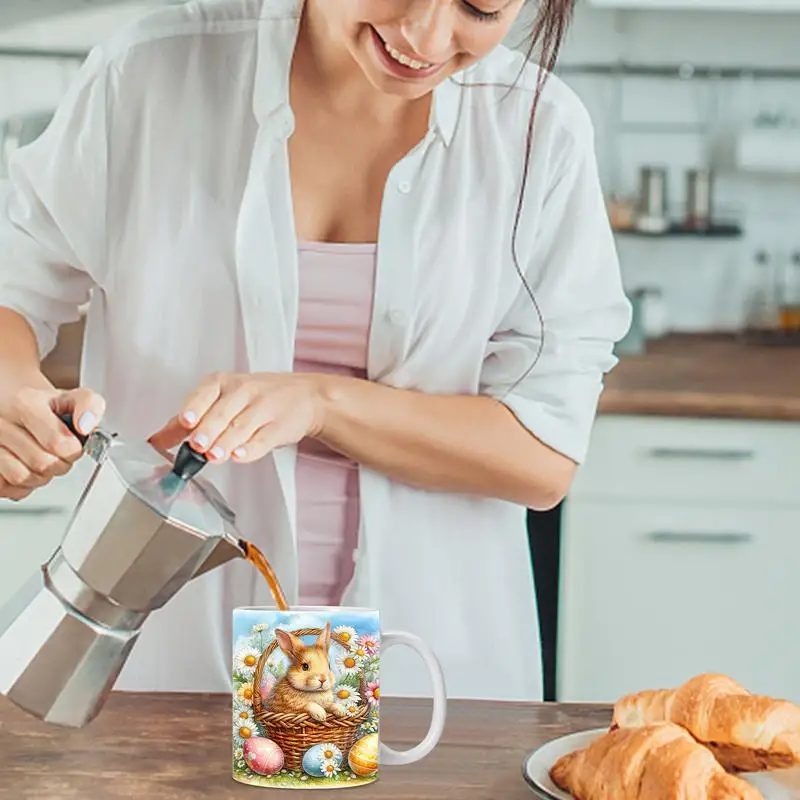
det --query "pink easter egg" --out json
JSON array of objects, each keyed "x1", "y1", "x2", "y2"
[{"x1": 243, "y1": 737, "x2": 284, "y2": 776}]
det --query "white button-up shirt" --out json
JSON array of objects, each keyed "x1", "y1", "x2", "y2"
[{"x1": 0, "y1": 0, "x2": 631, "y2": 701}]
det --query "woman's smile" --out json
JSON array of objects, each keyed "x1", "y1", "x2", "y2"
[{"x1": 368, "y1": 25, "x2": 445, "y2": 81}]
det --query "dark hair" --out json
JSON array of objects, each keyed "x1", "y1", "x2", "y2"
[{"x1": 509, "y1": 0, "x2": 576, "y2": 387}]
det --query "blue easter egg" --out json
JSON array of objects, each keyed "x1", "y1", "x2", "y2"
[{"x1": 302, "y1": 743, "x2": 343, "y2": 777}]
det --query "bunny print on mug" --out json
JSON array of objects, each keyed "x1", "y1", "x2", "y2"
[
  {"x1": 232, "y1": 606, "x2": 446, "y2": 790},
  {"x1": 268, "y1": 624, "x2": 348, "y2": 722}
]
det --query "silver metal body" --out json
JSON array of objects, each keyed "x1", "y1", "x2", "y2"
[
  {"x1": 0, "y1": 429, "x2": 245, "y2": 728},
  {"x1": 686, "y1": 168, "x2": 713, "y2": 229},
  {"x1": 635, "y1": 166, "x2": 670, "y2": 234}
]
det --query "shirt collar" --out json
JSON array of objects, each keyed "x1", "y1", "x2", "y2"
[
  {"x1": 253, "y1": 0, "x2": 460, "y2": 146},
  {"x1": 252, "y1": 0, "x2": 303, "y2": 126}
]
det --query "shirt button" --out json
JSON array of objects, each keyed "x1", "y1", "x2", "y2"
[
  {"x1": 387, "y1": 309, "x2": 405, "y2": 325},
  {"x1": 397, "y1": 180, "x2": 411, "y2": 194}
]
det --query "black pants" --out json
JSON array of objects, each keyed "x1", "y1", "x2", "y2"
[{"x1": 527, "y1": 503, "x2": 562, "y2": 702}]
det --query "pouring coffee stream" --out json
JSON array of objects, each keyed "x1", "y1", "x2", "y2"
[{"x1": 0, "y1": 411, "x2": 288, "y2": 728}]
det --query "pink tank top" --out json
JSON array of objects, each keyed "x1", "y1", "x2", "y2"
[{"x1": 293, "y1": 241, "x2": 377, "y2": 606}]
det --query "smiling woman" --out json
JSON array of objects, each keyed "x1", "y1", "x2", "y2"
[{"x1": 0, "y1": 0, "x2": 630, "y2": 701}]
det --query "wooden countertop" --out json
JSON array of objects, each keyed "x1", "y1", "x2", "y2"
[
  {"x1": 600, "y1": 335, "x2": 800, "y2": 422},
  {"x1": 0, "y1": 694, "x2": 609, "y2": 799}
]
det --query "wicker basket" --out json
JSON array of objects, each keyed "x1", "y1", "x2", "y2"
[{"x1": 252, "y1": 627, "x2": 370, "y2": 772}]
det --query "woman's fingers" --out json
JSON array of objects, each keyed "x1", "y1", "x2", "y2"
[
  {"x1": 178, "y1": 374, "x2": 225, "y2": 428},
  {"x1": 148, "y1": 375, "x2": 228, "y2": 451},
  {"x1": 13, "y1": 388, "x2": 84, "y2": 463},
  {"x1": 186, "y1": 389, "x2": 253, "y2": 459},
  {"x1": 206, "y1": 405, "x2": 275, "y2": 462},
  {"x1": 55, "y1": 388, "x2": 107, "y2": 436},
  {"x1": 0, "y1": 446, "x2": 51, "y2": 490},
  {"x1": 146, "y1": 416, "x2": 188, "y2": 453},
  {"x1": 0, "y1": 418, "x2": 71, "y2": 478},
  {"x1": 228, "y1": 423, "x2": 286, "y2": 464},
  {"x1": 0, "y1": 480, "x2": 33, "y2": 501}
]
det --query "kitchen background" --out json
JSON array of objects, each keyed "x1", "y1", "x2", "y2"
[{"x1": 0, "y1": 0, "x2": 798, "y2": 705}]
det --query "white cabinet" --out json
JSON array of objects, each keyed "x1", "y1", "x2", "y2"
[
  {"x1": 587, "y1": 0, "x2": 800, "y2": 10},
  {"x1": 0, "y1": 462, "x2": 91, "y2": 607},
  {"x1": 558, "y1": 415, "x2": 800, "y2": 704}
]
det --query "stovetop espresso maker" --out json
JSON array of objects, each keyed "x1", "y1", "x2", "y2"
[{"x1": 0, "y1": 414, "x2": 247, "y2": 727}]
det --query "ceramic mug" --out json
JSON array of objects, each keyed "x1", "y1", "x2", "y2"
[{"x1": 231, "y1": 606, "x2": 447, "y2": 789}]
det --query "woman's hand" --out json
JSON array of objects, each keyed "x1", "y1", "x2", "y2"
[
  {"x1": 148, "y1": 372, "x2": 326, "y2": 463},
  {"x1": 0, "y1": 386, "x2": 105, "y2": 500}
]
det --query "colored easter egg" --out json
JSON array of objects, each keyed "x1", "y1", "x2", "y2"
[
  {"x1": 302, "y1": 743, "x2": 343, "y2": 777},
  {"x1": 243, "y1": 737, "x2": 284, "y2": 776},
  {"x1": 347, "y1": 734, "x2": 379, "y2": 777}
]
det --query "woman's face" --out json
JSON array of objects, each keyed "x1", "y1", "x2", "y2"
[{"x1": 310, "y1": 0, "x2": 526, "y2": 99}]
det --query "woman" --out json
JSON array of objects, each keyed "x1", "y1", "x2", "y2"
[{"x1": 0, "y1": 0, "x2": 630, "y2": 701}]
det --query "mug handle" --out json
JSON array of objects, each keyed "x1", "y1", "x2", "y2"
[{"x1": 379, "y1": 631, "x2": 447, "y2": 767}]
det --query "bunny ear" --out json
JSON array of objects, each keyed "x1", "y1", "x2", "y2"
[
  {"x1": 316, "y1": 622, "x2": 331, "y2": 651},
  {"x1": 275, "y1": 628, "x2": 296, "y2": 658}
]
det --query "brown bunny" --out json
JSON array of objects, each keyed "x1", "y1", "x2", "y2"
[{"x1": 268, "y1": 623, "x2": 347, "y2": 722}]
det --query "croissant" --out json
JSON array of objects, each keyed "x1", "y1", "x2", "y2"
[
  {"x1": 612, "y1": 673, "x2": 800, "y2": 773},
  {"x1": 549, "y1": 722, "x2": 764, "y2": 800}
]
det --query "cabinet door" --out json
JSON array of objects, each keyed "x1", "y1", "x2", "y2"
[
  {"x1": 571, "y1": 416, "x2": 799, "y2": 507},
  {"x1": 558, "y1": 500, "x2": 800, "y2": 704},
  {"x1": 0, "y1": 463, "x2": 90, "y2": 606}
]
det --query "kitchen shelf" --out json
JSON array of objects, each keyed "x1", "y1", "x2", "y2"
[
  {"x1": 587, "y1": 0, "x2": 800, "y2": 11},
  {"x1": 557, "y1": 61, "x2": 800, "y2": 81},
  {"x1": 614, "y1": 223, "x2": 744, "y2": 239},
  {"x1": 0, "y1": 46, "x2": 87, "y2": 60}
]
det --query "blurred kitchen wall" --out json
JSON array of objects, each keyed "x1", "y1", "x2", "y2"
[
  {"x1": 3, "y1": 1, "x2": 800, "y2": 336},
  {"x1": 549, "y1": 5, "x2": 800, "y2": 336}
]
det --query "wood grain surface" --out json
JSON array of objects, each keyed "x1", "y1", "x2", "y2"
[
  {"x1": 600, "y1": 335, "x2": 800, "y2": 421},
  {"x1": 0, "y1": 694, "x2": 610, "y2": 799}
]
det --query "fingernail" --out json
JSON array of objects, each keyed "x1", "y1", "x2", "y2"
[
  {"x1": 77, "y1": 412, "x2": 97, "y2": 434},
  {"x1": 182, "y1": 410, "x2": 198, "y2": 426},
  {"x1": 210, "y1": 446, "x2": 225, "y2": 460},
  {"x1": 233, "y1": 447, "x2": 247, "y2": 460},
  {"x1": 192, "y1": 433, "x2": 209, "y2": 449}
]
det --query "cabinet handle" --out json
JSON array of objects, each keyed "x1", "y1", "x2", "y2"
[
  {"x1": 645, "y1": 531, "x2": 753, "y2": 545},
  {"x1": 0, "y1": 505, "x2": 66, "y2": 517},
  {"x1": 647, "y1": 447, "x2": 755, "y2": 462}
]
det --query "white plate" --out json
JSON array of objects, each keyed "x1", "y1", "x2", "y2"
[{"x1": 522, "y1": 728, "x2": 798, "y2": 800}]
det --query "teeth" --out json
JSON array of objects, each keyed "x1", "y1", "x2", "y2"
[{"x1": 383, "y1": 41, "x2": 432, "y2": 70}]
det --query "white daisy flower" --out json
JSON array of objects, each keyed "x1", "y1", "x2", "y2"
[
  {"x1": 321, "y1": 758, "x2": 340, "y2": 778},
  {"x1": 315, "y1": 744, "x2": 343, "y2": 764},
  {"x1": 251, "y1": 623, "x2": 268, "y2": 633},
  {"x1": 234, "y1": 646, "x2": 261, "y2": 677},
  {"x1": 235, "y1": 683, "x2": 255, "y2": 706},
  {"x1": 333, "y1": 625, "x2": 357, "y2": 648},
  {"x1": 350, "y1": 642, "x2": 370, "y2": 662},
  {"x1": 232, "y1": 719, "x2": 258, "y2": 746},
  {"x1": 233, "y1": 705, "x2": 256, "y2": 728},
  {"x1": 332, "y1": 685, "x2": 361, "y2": 705},
  {"x1": 343, "y1": 702, "x2": 361, "y2": 717},
  {"x1": 335, "y1": 650, "x2": 361, "y2": 676}
]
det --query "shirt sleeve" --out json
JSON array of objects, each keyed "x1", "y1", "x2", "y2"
[
  {"x1": 0, "y1": 46, "x2": 110, "y2": 359},
  {"x1": 479, "y1": 109, "x2": 632, "y2": 465}
]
